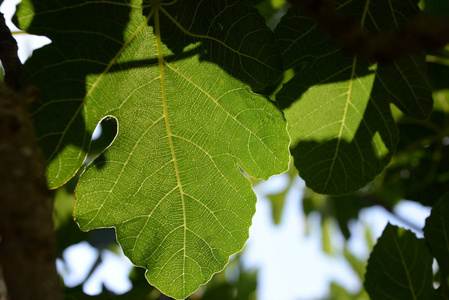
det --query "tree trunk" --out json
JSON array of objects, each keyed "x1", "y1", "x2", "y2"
[{"x1": 0, "y1": 12, "x2": 61, "y2": 300}]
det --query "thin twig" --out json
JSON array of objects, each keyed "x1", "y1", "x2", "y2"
[{"x1": 357, "y1": 192, "x2": 423, "y2": 233}]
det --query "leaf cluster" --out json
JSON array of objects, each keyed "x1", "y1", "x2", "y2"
[{"x1": 8, "y1": 0, "x2": 449, "y2": 298}]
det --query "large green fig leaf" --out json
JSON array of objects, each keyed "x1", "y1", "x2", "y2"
[
  {"x1": 275, "y1": 0, "x2": 433, "y2": 194},
  {"x1": 15, "y1": 0, "x2": 290, "y2": 298}
]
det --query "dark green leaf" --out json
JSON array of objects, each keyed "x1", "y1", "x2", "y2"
[{"x1": 365, "y1": 224, "x2": 434, "y2": 300}]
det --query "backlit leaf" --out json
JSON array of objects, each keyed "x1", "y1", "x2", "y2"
[
  {"x1": 15, "y1": 0, "x2": 290, "y2": 298},
  {"x1": 275, "y1": 0, "x2": 433, "y2": 194}
]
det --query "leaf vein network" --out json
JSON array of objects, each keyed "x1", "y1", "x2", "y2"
[
  {"x1": 80, "y1": 115, "x2": 165, "y2": 227},
  {"x1": 159, "y1": 6, "x2": 279, "y2": 72},
  {"x1": 164, "y1": 62, "x2": 282, "y2": 167},
  {"x1": 45, "y1": 10, "x2": 154, "y2": 163},
  {"x1": 154, "y1": 5, "x2": 188, "y2": 292},
  {"x1": 171, "y1": 134, "x2": 251, "y2": 211}
]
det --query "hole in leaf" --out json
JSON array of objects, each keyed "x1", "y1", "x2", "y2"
[{"x1": 88, "y1": 116, "x2": 118, "y2": 170}]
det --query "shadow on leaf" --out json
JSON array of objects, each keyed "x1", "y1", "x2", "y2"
[{"x1": 17, "y1": 0, "x2": 283, "y2": 189}]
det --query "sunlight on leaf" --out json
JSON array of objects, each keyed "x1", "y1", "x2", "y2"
[
  {"x1": 15, "y1": 0, "x2": 290, "y2": 298},
  {"x1": 275, "y1": 0, "x2": 433, "y2": 194}
]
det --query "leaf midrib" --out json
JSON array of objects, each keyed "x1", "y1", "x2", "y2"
[
  {"x1": 323, "y1": 56, "x2": 357, "y2": 190},
  {"x1": 154, "y1": 4, "x2": 188, "y2": 294},
  {"x1": 164, "y1": 63, "x2": 282, "y2": 173},
  {"x1": 391, "y1": 230, "x2": 418, "y2": 299},
  {"x1": 323, "y1": 0, "x2": 371, "y2": 190}
]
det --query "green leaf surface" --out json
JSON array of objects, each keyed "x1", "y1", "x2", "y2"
[
  {"x1": 365, "y1": 224, "x2": 434, "y2": 300},
  {"x1": 16, "y1": 0, "x2": 284, "y2": 189},
  {"x1": 424, "y1": 193, "x2": 449, "y2": 296},
  {"x1": 275, "y1": 0, "x2": 433, "y2": 194},
  {"x1": 16, "y1": 0, "x2": 290, "y2": 298}
]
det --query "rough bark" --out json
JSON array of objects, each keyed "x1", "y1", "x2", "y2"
[{"x1": 0, "y1": 12, "x2": 61, "y2": 300}]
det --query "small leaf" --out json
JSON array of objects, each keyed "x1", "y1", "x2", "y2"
[
  {"x1": 267, "y1": 191, "x2": 287, "y2": 225},
  {"x1": 365, "y1": 224, "x2": 433, "y2": 300},
  {"x1": 322, "y1": 218, "x2": 332, "y2": 254},
  {"x1": 275, "y1": 0, "x2": 433, "y2": 194},
  {"x1": 266, "y1": 165, "x2": 297, "y2": 225},
  {"x1": 343, "y1": 247, "x2": 366, "y2": 281}
]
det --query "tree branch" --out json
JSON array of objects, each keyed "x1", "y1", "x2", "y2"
[
  {"x1": 357, "y1": 192, "x2": 423, "y2": 234},
  {"x1": 289, "y1": 0, "x2": 449, "y2": 62}
]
